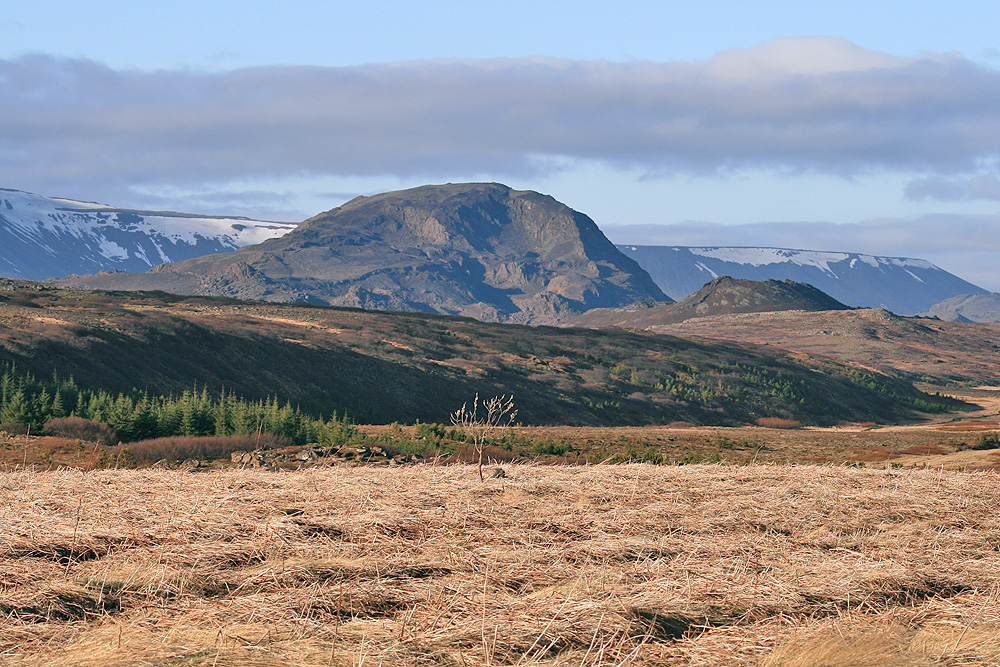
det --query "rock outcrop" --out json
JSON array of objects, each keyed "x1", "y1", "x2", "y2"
[{"x1": 59, "y1": 183, "x2": 668, "y2": 324}]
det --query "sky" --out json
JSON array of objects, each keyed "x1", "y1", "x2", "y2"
[{"x1": 3, "y1": 0, "x2": 1000, "y2": 289}]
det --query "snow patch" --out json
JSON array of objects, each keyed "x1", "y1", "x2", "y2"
[
  {"x1": 98, "y1": 238, "x2": 129, "y2": 261},
  {"x1": 856, "y1": 255, "x2": 881, "y2": 268},
  {"x1": 694, "y1": 262, "x2": 718, "y2": 278},
  {"x1": 889, "y1": 257, "x2": 936, "y2": 270}
]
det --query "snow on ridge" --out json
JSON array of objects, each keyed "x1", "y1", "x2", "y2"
[
  {"x1": 689, "y1": 247, "x2": 849, "y2": 277},
  {"x1": 0, "y1": 188, "x2": 297, "y2": 248},
  {"x1": 686, "y1": 247, "x2": 942, "y2": 274},
  {"x1": 888, "y1": 257, "x2": 936, "y2": 271}
]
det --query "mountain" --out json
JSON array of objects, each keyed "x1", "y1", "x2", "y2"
[
  {"x1": 566, "y1": 277, "x2": 849, "y2": 328},
  {"x1": 0, "y1": 280, "x2": 956, "y2": 425},
  {"x1": 616, "y1": 245, "x2": 986, "y2": 315},
  {"x1": 57, "y1": 183, "x2": 668, "y2": 324},
  {"x1": 0, "y1": 187, "x2": 297, "y2": 280},
  {"x1": 923, "y1": 293, "x2": 1000, "y2": 323}
]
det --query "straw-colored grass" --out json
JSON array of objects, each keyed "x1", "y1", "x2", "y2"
[{"x1": 2, "y1": 464, "x2": 999, "y2": 666}]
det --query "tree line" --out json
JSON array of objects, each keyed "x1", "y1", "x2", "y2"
[{"x1": 0, "y1": 364, "x2": 357, "y2": 446}]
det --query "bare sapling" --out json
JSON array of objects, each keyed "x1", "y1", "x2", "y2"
[{"x1": 451, "y1": 393, "x2": 517, "y2": 481}]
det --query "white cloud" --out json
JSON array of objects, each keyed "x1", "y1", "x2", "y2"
[
  {"x1": 704, "y1": 37, "x2": 910, "y2": 78},
  {"x1": 3, "y1": 37, "x2": 1000, "y2": 211}
]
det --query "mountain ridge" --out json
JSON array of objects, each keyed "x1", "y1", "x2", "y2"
[
  {"x1": 0, "y1": 279, "x2": 955, "y2": 425},
  {"x1": 57, "y1": 183, "x2": 669, "y2": 324},
  {"x1": 617, "y1": 245, "x2": 985, "y2": 315},
  {"x1": 0, "y1": 188, "x2": 296, "y2": 280}
]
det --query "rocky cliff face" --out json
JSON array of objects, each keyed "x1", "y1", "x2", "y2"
[{"x1": 59, "y1": 183, "x2": 668, "y2": 324}]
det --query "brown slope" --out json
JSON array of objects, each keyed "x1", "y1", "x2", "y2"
[
  {"x1": 566, "y1": 276, "x2": 849, "y2": 328},
  {"x1": 56, "y1": 183, "x2": 668, "y2": 325},
  {"x1": 647, "y1": 308, "x2": 1000, "y2": 385},
  {"x1": 0, "y1": 280, "x2": 954, "y2": 426}
]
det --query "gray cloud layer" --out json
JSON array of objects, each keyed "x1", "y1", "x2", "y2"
[
  {"x1": 3, "y1": 37, "x2": 1000, "y2": 205},
  {"x1": 906, "y1": 174, "x2": 1000, "y2": 201}
]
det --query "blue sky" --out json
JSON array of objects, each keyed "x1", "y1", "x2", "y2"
[{"x1": 3, "y1": 0, "x2": 1000, "y2": 288}]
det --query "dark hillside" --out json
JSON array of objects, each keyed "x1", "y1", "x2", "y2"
[
  {"x1": 0, "y1": 281, "x2": 954, "y2": 425},
  {"x1": 567, "y1": 277, "x2": 849, "y2": 328}
]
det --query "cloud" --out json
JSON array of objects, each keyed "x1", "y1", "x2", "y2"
[
  {"x1": 603, "y1": 213, "x2": 1000, "y2": 291},
  {"x1": 3, "y1": 37, "x2": 1000, "y2": 207},
  {"x1": 905, "y1": 173, "x2": 1000, "y2": 201}
]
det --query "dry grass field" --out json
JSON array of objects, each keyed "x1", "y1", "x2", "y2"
[{"x1": 3, "y1": 464, "x2": 1000, "y2": 666}]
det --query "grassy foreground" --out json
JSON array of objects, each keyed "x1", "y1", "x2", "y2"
[{"x1": 3, "y1": 464, "x2": 1000, "y2": 666}]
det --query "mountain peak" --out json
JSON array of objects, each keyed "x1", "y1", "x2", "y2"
[
  {"x1": 565, "y1": 276, "x2": 849, "y2": 328},
  {"x1": 617, "y1": 245, "x2": 985, "y2": 315},
  {"x1": 57, "y1": 183, "x2": 668, "y2": 324}
]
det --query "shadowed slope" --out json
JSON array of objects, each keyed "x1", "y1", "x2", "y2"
[{"x1": 0, "y1": 280, "x2": 952, "y2": 425}]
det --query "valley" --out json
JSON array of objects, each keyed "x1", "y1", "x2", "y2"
[{"x1": 2, "y1": 183, "x2": 999, "y2": 667}]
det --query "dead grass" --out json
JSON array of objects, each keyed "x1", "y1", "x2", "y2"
[
  {"x1": 935, "y1": 421, "x2": 1000, "y2": 432},
  {"x1": 754, "y1": 418, "x2": 802, "y2": 430},
  {"x1": 2, "y1": 464, "x2": 1000, "y2": 665}
]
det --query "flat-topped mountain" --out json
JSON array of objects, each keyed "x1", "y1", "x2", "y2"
[
  {"x1": 616, "y1": 245, "x2": 985, "y2": 315},
  {"x1": 58, "y1": 183, "x2": 668, "y2": 324},
  {"x1": 566, "y1": 277, "x2": 850, "y2": 328},
  {"x1": 0, "y1": 187, "x2": 296, "y2": 280}
]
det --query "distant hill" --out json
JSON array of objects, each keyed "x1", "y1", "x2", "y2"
[
  {"x1": 567, "y1": 277, "x2": 849, "y2": 328},
  {"x1": 616, "y1": 245, "x2": 986, "y2": 315},
  {"x1": 642, "y1": 307, "x2": 1000, "y2": 386},
  {"x1": 58, "y1": 183, "x2": 669, "y2": 324},
  {"x1": 0, "y1": 188, "x2": 296, "y2": 280},
  {"x1": 923, "y1": 293, "x2": 1000, "y2": 323},
  {"x1": 0, "y1": 280, "x2": 954, "y2": 426}
]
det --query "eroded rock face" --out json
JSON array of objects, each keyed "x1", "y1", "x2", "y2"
[{"x1": 58, "y1": 183, "x2": 668, "y2": 324}]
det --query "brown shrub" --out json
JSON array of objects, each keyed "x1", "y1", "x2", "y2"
[
  {"x1": 756, "y1": 417, "x2": 803, "y2": 429},
  {"x1": 0, "y1": 422, "x2": 29, "y2": 435},
  {"x1": 901, "y1": 445, "x2": 949, "y2": 455},
  {"x1": 121, "y1": 433, "x2": 291, "y2": 463},
  {"x1": 44, "y1": 417, "x2": 117, "y2": 446},
  {"x1": 439, "y1": 444, "x2": 519, "y2": 465}
]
